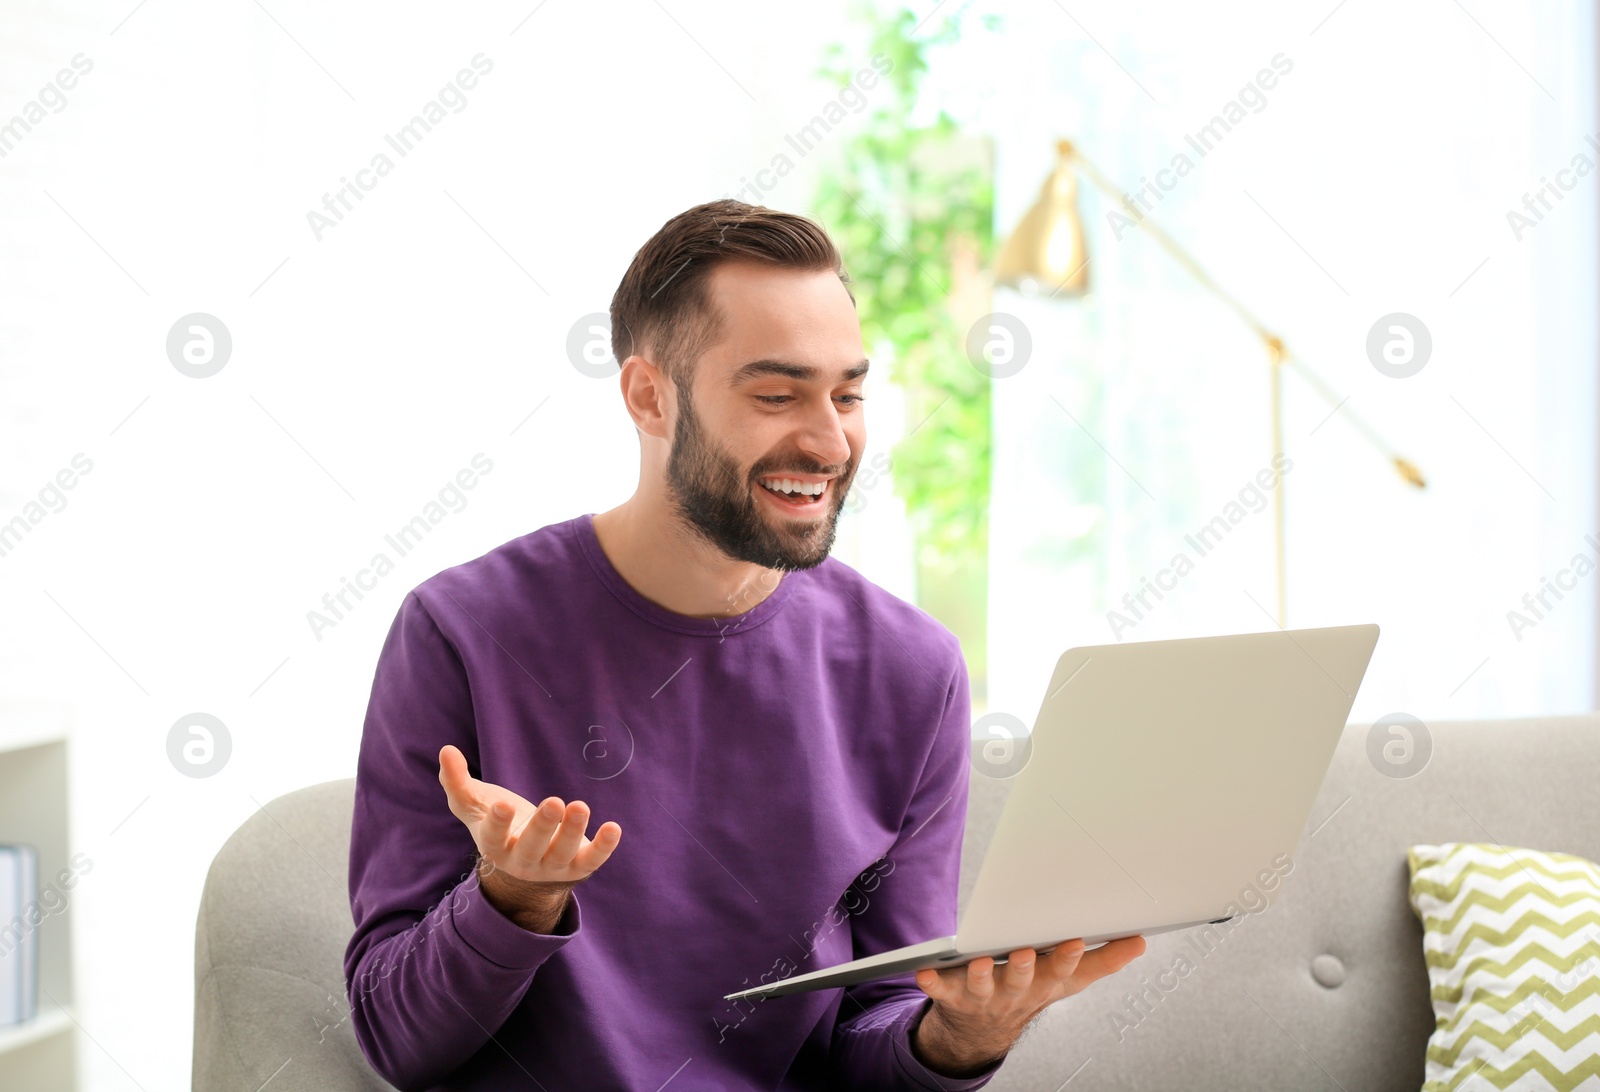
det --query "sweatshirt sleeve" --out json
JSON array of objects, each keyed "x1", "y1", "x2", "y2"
[
  {"x1": 827, "y1": 643, "x2": 1006, "y2": 1089},
  {"x1": 343, "y1": 590, "x2": 583, "y2": 1092}
]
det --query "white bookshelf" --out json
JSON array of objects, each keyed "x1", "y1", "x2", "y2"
[{"x1": 0, "y1": 700, "x2": 76, "y2": 1091}]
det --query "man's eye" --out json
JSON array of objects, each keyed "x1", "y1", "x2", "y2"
[{"x1": 755, "y1": 394, "x2": 866, "y2": 406}]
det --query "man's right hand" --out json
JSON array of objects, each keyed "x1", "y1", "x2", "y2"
[{"x1": 438, "y1": 744, "x2": 622, "y2": 933}]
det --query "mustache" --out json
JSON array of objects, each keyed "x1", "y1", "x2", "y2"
[{"x1": 751, "y1": 463, "x2": 847, "y2": 479}]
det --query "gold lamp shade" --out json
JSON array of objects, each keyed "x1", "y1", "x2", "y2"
[{"x1": 994, "y1": 139, "x2": 1089, "y2": 297}]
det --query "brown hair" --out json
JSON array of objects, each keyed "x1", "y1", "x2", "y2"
[{"x1": 609, "y1": 198, "x2": 854, "y2": 392}]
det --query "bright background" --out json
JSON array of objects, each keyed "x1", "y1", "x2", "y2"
[{"x1": 0, "y1": 1, "x2": 1595, "y2": 1087}]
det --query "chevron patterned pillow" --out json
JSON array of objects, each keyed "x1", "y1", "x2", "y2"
[{"x1": 1408, "y1": 842, "x2": 1600, "y2": 1091}]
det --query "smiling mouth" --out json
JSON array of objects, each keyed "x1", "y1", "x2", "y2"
[{"x1": 756, "y1": 476, "x2": 830, "y2": 512}]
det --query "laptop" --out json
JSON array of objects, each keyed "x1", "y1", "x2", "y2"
[{"x1": 724, "y1": 623, "x2": 1380, "y2": 1001}]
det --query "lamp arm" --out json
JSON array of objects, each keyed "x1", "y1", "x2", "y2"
[
  {"x1": 1062, "y1": 142, "x2": 1425, "y2": 489},
  {"x1": 1279, "y1": 354, "x2": 1424, "y2": 486},
  {"x1": 1067, "y1": 150, "x2": 1275, "y2": 344}
]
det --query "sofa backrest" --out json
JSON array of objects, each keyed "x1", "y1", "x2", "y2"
[
  {"x1": 959, "y1": 712, "x2": 1600, "y2": 1091},
  {"x1": 194, "y1": 714, "x2": 1600, "y2": 1091}
]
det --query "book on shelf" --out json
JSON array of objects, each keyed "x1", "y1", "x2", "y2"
[{"x1": 0, "y1": 843, "x2": 38, "y2": 1027}]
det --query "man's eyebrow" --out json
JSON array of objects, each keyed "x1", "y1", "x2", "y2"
[{"x1": 728, "y1": 359, "x2": 870, "y2": 385}]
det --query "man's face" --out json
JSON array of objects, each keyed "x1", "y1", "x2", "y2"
[{"x1": 663, "y1": 260, "x2": 867, "y2": 572}]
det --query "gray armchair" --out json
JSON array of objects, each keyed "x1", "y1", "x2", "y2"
[
  {"x1": 192, "y1": 779, "x2": 395, "y2": 1091},
  {"x1": 192, "y1": 714, "x2": 1600, "y2": 1090}
]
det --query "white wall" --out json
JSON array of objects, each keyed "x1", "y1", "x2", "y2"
[{"x1": 0, "y1": 1, "x2": 908, "y2": 1087}]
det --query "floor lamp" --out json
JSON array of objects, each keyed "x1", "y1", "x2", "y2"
[{"x1": 994, "y1": 138, "x2": 1426, "y2": 628}]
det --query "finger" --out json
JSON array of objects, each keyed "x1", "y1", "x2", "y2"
[
  {"x1": 478, "y1": 798, "x2": 516, "y2": 856},
  {"x1": 915, "y1": 965, "x2": 956, "y2": 1003},
  {"x1": 542, "y1": 800, "x2": 592, "y2": 869},
  {"x1": 1000, "y1": 947, "x2": 1037, "y2": 994},
  {"x1": 1076, "y1": 935, "x2": 1147, "y2": 980},
  {"x1": 438, "y1": 746, "x2": 477, "y2": 813},
  {"x1": 1043, "y1": 938, "x2": 1087, "y2": 980},
  {"x1": 964, "y1": 956, "x2": 997, "y2": 1000},
  {"x1": 574, "y1": 820, "x2": 623, "y2": 872},
  {"x1": 509, "y1": 796, "x2": 566, "y2": 869}
]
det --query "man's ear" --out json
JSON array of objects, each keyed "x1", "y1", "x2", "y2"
[{"x1": 617, "y1": 354, "x2": 673, "y2": 441}]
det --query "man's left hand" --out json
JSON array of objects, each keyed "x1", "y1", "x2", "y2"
[{"x1": 911, "y1": 935, "x2": 1148, "y2": 1077}]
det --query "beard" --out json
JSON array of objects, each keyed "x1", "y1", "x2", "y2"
[{"x1": 664, "y1": 380, "x2": 855, "y2": 572}]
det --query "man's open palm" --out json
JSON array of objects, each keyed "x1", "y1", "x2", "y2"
[{"x1": 438, "y1": 744, "x2": 622, "y2": 885}]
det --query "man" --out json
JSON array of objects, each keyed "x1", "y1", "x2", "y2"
[{"x1": 344, "y1": 198, "x2": 1145, "y2": 1090}]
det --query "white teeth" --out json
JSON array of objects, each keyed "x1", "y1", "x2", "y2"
[{"x1": 761, "y1": 478, "x2": 825, "y2": 497}]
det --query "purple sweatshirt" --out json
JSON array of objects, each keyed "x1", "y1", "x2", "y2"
[{"x1": 344, "y1": 512, "x2": 1003, "y2": 1091}]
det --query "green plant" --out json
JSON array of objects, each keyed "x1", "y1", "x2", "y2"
[{"x1": 811, "y1": 3, "x2": 998, "y2": 570}]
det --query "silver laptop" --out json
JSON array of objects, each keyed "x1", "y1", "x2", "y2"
[{"x1": 724, "y1": 623, "x2": 1380, "y2": 1001}]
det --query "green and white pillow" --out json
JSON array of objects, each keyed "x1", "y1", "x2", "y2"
[{"x1": 1408, "y1": 842, "x2": 1600, "y2": 1090}]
